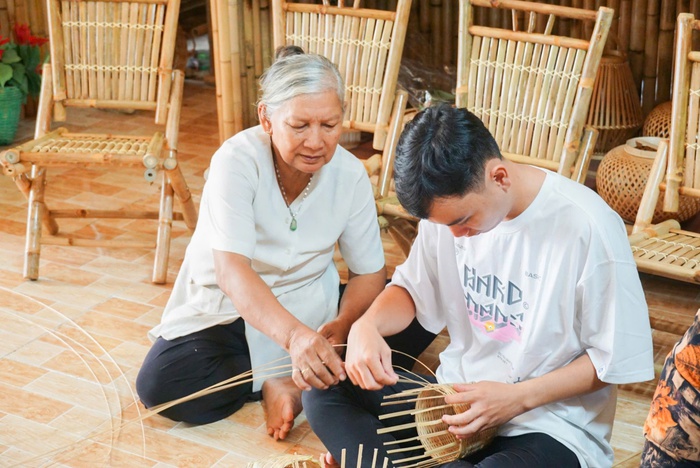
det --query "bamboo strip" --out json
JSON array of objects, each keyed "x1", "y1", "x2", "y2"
[
  {"x1": 469, "y1": 25, "x2": 590, "y2": 50},
  {"x1": 284, "y1": 2, "x2": 396, "y2": 21},
  {"x1": 62, "y1": 98, "x2": 158, "y2": 110},
  {"x1": 470, "y1": 0, "x2": 598, "y2": 20},
  {"x1": 41, "y1": 237, "x2": 156, "y2": 248},
  {"x1": 49, "y1": 209, "x2": 166, "y2": 219}
]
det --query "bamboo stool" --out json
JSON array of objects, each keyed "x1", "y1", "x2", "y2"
[{"x1": 0, "y1": 0, "x2": 197, "y2": 284}]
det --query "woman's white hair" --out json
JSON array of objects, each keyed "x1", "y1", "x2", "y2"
[{"x1": 258, "y1": 46, "x2": 345, "y2": 117}]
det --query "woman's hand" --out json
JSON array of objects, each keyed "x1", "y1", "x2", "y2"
[
  {"x1": 441, "y1": 381, "x2": 527, "y2": 438},
  {"x1": 344, "y1": 320, "x2": 398, "y2": 390},
  {"x1": 287, "y1": 325, "x2": 346, "y2": 391}
]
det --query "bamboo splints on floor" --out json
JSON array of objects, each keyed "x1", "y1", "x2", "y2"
[{"x1": 2, "y1": 286, "x2": 493, "y2": 467}]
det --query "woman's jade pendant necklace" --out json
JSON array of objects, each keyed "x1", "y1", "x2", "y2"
[{"x1": 274, "y1": 158, "x2": 313, "y2": 231}]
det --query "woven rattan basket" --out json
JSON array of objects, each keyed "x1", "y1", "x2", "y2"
[
  {"x1": 597, "y1": 137, "x2": 700, "y2": 223},
  {"x1": 415, "y1": 385, "x2": 498, "y2": 463},
  {"x1": 642, "y1": 101, "x2": 673, "y2": 138}
]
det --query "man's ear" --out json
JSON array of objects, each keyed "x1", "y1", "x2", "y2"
[
  {"x1": 258, "y1": 104, "x2": 271, "y2": 134},
  {"x1": 489, "y1": 160, "x2": 511, "y2": 190}
]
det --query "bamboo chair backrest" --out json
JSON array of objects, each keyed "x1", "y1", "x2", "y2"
[
  {"x1": 456, "y1": 0, "x2": 612, "y2": 177},
  {"x1": 46, "y1": 0, "x2": 181, "y2": 124},
  {"x1": 271, "y1": 0, "x2": 411, "y2": 151},
  {"x1": 663, "y1": 13, "x2": 700, "y2": 213}
]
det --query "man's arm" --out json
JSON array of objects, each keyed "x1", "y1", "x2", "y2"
[
  {"x1": 442, "y1": 353, "x2": 607, "y2": 438},
  {"x1": 344, "y1": 284, "x2": 418, "y2": 390}
]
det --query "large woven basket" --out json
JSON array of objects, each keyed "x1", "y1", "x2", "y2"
[
  {"x1": 642, "y1": 101, "x2": 673, "y2": 139},
  {"x1": 596, "y1": 137, "x2": 700, "y2": 223},
  {"x1": 415, "y1": 385, "x2": 498, "y2": 463},
  {"x1": 586, "y1": 51, "x2": 644, "y2": 154},
  {"x1": 0, "y1": 86, "x2": 24, "y2": 146}
]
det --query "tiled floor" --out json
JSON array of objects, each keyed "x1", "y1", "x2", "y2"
[{"x1": 0, "y1": 81, "x2": 698, "y2": 467}]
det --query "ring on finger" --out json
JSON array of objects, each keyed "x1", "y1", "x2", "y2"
[{"x1": 300, "y1": 367, "x2": 311, "y2": 377}]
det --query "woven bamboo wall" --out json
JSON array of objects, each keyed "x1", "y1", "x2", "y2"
[{"x1": 210, "y1": 0, "x2": 696, "y2": 142}]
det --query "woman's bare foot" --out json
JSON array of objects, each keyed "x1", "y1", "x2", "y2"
[
  {"x1": 261, "y1": 376, "x2": 303, "y2": 441},
  {"x1": 319, "y1": 452, "x2": 340, "y2": 468}
]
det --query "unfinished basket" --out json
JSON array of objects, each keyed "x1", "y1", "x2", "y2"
[
  {"x1": 642, "y1": 101, "x2": 673, "y2": 139},
  {"x1": 587, "y1": 51, "x2": 644, "y2": 154},
  {"x1": 597, "y1": 137, "x2": 700, "y2": 223},
  {"x1": 380, "y1": 383, "x2": 498, "y2": 467}
]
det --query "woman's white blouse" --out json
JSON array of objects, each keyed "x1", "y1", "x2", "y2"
[{"x1": 149, "y1": 125, "x2": 384, "y2": 389}]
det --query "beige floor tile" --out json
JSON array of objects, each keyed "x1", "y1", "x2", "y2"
[{"x1": 0, "y1": 382, "x2": 73, "y2": 423}]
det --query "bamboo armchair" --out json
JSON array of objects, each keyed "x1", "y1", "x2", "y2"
[
  {"x1": 271, "y1": 0, "x2": 411, "y2": 236},
  {"x1": 375, "y1": 0, "x2": 614, "y2": 256},
  {"x1": 629, "y1": 13, "x2": 700, "y2": 284},
  {"x1": 0, "y1": 0, "x2": 196, "y2": 284}
]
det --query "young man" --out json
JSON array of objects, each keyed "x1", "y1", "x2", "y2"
[{"x1": 302, "y1": 105, "x2": 654, "y2": 468}]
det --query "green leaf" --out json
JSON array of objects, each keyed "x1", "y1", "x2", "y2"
[
  {"x1": 1, "y1": 47, "x2": 21, "y2": 64},
  {"x1": 0, "y1": 63, "x2": 12, "y2": 87}
]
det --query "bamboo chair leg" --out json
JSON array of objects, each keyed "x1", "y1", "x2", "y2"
[
  {"x1": 14, "y1": 172, "x2": 60, "y2": 235},
  {"x1": 378, "y1": 90, "x2": 408, "y2": 198},
  {"x1": 166, "y1": 163, "x2": 197, "y2": 230},
  {"x1": 631, "y1": 140, "x2": 669, "y2": 235},
  {"x1": 24, "y1": 168, "x2": 50, "y2": 280},
  {"x1": 572, "y1": 127, "x2": 597, "y2": 184},
  {"x1": 153, "y1": 173, "x2": 174, "y2": 284}
]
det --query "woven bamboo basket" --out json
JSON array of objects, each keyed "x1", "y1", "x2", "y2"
[
  {"x1": 597, "y1": 137, "x2": 700, "y2": 223},
  {"x1": 415, "y1": 385, "x2": 498, "y2": 462},
  {"x1": 586, "y1": 51, "x2": 644, "y2": 155},
  {"x1": 642, "y1": 101, "x2": 673, "y2": 139}
]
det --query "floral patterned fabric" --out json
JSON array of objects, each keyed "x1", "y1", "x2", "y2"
[{"x1": 641, "y1": 309, "x2": 700, "y2": 467}]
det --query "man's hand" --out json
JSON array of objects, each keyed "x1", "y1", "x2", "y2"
[
  {"x1": 442, "y1": 381, "x2": 527, "y2": 438},
  {"x1": 344, "y1": 320, "x2": 398, "y2": 390}
]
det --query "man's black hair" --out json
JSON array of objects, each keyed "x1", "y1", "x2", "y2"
[{"x1": 394, "y1": 105, "x2": 502, "y2": 219}]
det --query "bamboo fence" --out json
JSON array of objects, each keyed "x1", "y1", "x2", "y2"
[{"x1": 209, "y1": 0, "x2": 700, "y2": 144}]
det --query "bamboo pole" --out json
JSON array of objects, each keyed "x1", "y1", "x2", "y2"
[
  {"x1": 657, "y1": 0, "x2": 676, "y2": 104},
  {"x1": 643, "y1": 0, "x2": 661, "y2": 114},
  {"x1": 664, "y1": 14, "x2": 693, "y2": 213},
  {"x1": 629, "y1": 0, "x2": 647, "y2": 92}
]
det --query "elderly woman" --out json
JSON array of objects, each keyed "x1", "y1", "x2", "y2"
[{"x1": 136, "y1": 47, "x2": 434, "y2": 440}]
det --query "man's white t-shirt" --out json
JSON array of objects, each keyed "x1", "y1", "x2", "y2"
[
  {"x1": 149, "y1": 125, "x2": 385, "y2": 390},
  {"x1": 391, "y1": 170, "x2": 654, "y2": 467}
]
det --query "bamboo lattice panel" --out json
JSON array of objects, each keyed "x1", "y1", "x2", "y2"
[
  {"x1": 57, "y1": 0, "x2": 170, "y2": 103},
  {"x1": 466, "y1": 36, "x2": 586, "y2": 164},
  {"x1": 284, "y1": 10, "x2": 394, "y2": 127}
]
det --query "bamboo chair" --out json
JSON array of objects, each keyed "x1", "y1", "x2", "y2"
[
  {"x1": 629, "y1": 13, "x2": 700, "y2": 284},
  {"x1": 375, "y1": 0, "x2": 613, "y2": 256},
  {"x1": 271, "y1": 0, "x2": 411, "y2": 248},
  {"x1": 0, "y1": 0, "x2": 197, "y2": 284}
]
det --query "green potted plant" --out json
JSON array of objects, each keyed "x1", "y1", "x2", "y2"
[{"x1": 0, "y1": 23, "x2": 48, "y2": 145}]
